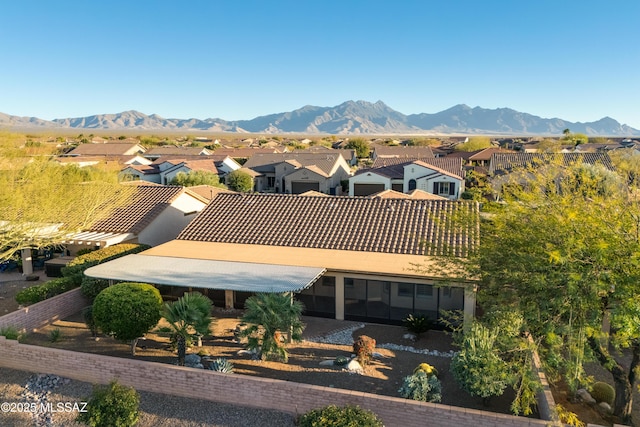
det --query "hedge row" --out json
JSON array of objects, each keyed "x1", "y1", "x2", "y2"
[{"x1": 15, "y1": 243, "x2": 151, "y2": 306}]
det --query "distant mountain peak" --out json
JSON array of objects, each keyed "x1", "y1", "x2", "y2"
[{"x1": 1, "y1": 101, "x2": 637, "y2": 136}]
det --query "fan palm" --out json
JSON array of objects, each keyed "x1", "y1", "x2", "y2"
[
  {"x1": 163, "y1": 292, "x2": 213, "y2": 366},
  {"x1": 240, "y1": 293, "x2": 304, "y2": 362}
]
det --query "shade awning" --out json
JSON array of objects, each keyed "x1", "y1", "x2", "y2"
[{"x1": 84, "y1": 254, "x2": 326, "y2": 293}]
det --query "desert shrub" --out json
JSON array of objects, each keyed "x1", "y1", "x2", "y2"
[
  {"x1": 0, "y1": 326, "x2": 22, "y2": 341},
  {"x1": 297, "y1": 404, "x2": 383, "y2": 427},
  {"x1": 81, "y1": 276, "x2": 110, "y2": 302},
  {"x1": 77, "y1": 380, "x2": 139, "y2": 427},
  {"x1": 555, "y1": 404, "x2": 585, "y2": 427},
  {"x1": 207, "y1": 358, "x2": 234, "y2": 373},
  {"x1": 590, "y1": 381, "x2": 615, "y2": 406},
  {"x1": 15, "y1": 276, "x2": 76, "y2": 305},
  {"x1": 398, "y1": 370, "x2": 442, "y2": 403},
  {"x1": 76, "y1": 248, "x2": 96, "y2": 256},
  {"x1": 49, "y1": 328, "x2": 62, "y2": 342},
  {"x1": 353, "y1": 335, "x2": 376, "y2": 366},
  {"x1": 403, "y1": 313, "x2": 432, "y2": 337},
  {"x1": 414, "y1": 362, "x2": 438, "y2": 377}
]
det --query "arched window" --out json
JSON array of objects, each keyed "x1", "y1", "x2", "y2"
[{"x1": 408, "y1": 179, "x2": 417, "y2": 191}]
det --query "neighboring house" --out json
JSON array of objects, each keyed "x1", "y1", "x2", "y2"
[
  {"x1": 371, "y1": 145, "x2": 435, "y2": 160},
  {"x1": 368, "y1": 189, "x2": 448, "y2": 200},
  {"x1": 119, "y1": 156, "x2": 240, "y2": 184},
  {"x1": 212, "y1": 147, "x2": 287, "y2": 164},
  {"x1": 57, "y1": 154, "x2": 152, "y2": 168},
  {"x1": 85, "y1": 193, "x2": 479, "y2": 328},
  {"x1": 61, "y1": 142, "x2": 146, "y2": 157},
  {"x1": 446, "y1": 147, "x2": 514, "y2": 168},
  {"x1": 349, "y1": 157, "x2": 465, "y2": 199},
  {"x1": 300, "y1": 145, "x2": 358, "y2": 166},
  {"x1": 243, "y1": 152, "x2": 352, "y2": 194},
  {"x1": 64, "y1": 184, "x2": 208, "y2": 255},
  {"x1": 143, "y1": 145, "x2": 213, "y2": 160}
]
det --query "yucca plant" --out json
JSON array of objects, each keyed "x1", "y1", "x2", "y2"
[
  {"x1": 163, "y1": 292, "x2": 214, "y2": 366},
  {"x1": 403, "y1": 314, "x2": 432, "y2": 338}
]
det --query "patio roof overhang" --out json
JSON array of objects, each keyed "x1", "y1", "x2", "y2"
[
  {"x1": 64, "y1": 231, "x2": 136, "y2": 247},
  {"x1": 84, "y1": 254, "x2": 326, "y2": 293}
]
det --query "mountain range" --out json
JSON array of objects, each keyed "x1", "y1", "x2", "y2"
[{"x1": 1, "y1": 101, "x2": 638, "y2": 136}]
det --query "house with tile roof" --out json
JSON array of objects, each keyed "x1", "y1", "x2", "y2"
[
  {"x1": 242, "y1": 152, "x2": 351, "y2": 194},
  {"x1": 349, "y1": 158, "x2": 465, "y2": 198},
  {"x1": 143, "y1": 145, "x2": 213, "y2": 160},
  {"x1": 119, "y1": 156, "x2": 241, "y2": 184},
  {"x1": 63, "y1": 184, "x2": 208, "y2": 256},
  {"x1": 372, "y1": 145, "x2": 436, "y2": 160},
  {"x1": 85, "y1": 193, "x2": 479, "y2": 327},
  {"x1": 447, "y1": 147, "x2": 514, "y2": 168},
  {"x1": 62, "y1": 142, "x2": 146, "y2": 157}
]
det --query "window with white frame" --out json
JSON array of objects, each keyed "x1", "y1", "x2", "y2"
[{"x1": 433, "y1": 181, "x2": 456, "y2": 196}]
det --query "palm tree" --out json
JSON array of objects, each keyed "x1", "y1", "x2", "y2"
[
  {"x1": 163, "y1": 292, "x2": 213, "y2": 366},
  {"x1": 240, "y1": 293, "x2": 305, "y2": 362}
]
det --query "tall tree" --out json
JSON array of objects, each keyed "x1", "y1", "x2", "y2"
[
  {"x1": 345, "y1": 138, "x2": 371, "y2": 158},
  {"x1": 0, "y1": 135, "x2": 129, "y2": 260},
  {"x1": 169, "y1": 170, "x2": 226, "y2": 188},
  {"x1": 163, "y1": 292, "x2": 213, "y2": 366},
  {"x1": 475, "y1": 162, "x2": 640, "y2": 424}
]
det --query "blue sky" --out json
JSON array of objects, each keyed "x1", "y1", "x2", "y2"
[{"x1": 2, "y1": 1, "x2": 639, "y2": 128}]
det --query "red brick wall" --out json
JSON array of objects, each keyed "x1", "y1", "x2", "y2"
[
  {"x1": 0, "y1": 336, "x2": 551, "y2": 427},
  {"x1": 0, "y1": 288, "x2": 89, "y2": 333}
]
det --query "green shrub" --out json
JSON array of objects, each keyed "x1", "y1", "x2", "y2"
[
  {"x1": 62, "y1": 243, "x2": 151, "y2": 284},
  {"x1": 403, "y1": 314, "x2": 432, "y2": 337},
  {"x1": 353, "y1": 335, "x2": 376, "y2": 366},
  {"x1": 398, "y1": 370, "x2": 442, "y2": 403},
  {"x1": 0, "y1": 326, "x2": 22, "y2": 341},
  {"x1": 77, "y1": 380, "x2": 140, "y2": 427},
  {"x1": 297, "y1": 404, "x2": 383, "y2": 427},
  {"x1": 81, "y1": 276, "x2": 110, "y2": 301},
  {"x1": 76, "y1": 248, "x2": 96, "y2": 256},
  {"x1": 15, "y1": 276, "x2": 76, "y2": 305},
  {"x1": 49, "y1": 328, "x2": 62, "y2": 343},
  {"x1": 590, "y1": 381, "x2": 615, "y2": 406}
]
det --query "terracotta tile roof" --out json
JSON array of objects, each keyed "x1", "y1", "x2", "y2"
[
  {"x1": 144, "y1": 146, "x2": 211, "y2": 157},
  {"x1": 178, "y1": 193, "x2": 478, "y2": 257},
  {"x1": 447, "y1": 147, "x2": 514, "y2": 161},
  {"x1": 213, "y1": 147, "x2": 284, "y2": 158},
  {"x1": 373, "y1": 145, "x2": 435, "y2": 158},
  {"x1": 369, "y1": 189, "x2": 448, "y2": 200},
  {"x1": 64, "y1": 143, "x2": 144, "y2": 156},
  {"x1": 89, "y1": 185, "x2": 189, "y2": 234},
  {"x1": 489, "y1": 152, "x2": 615, "y2": 175},
  {"x1": 244, "y1": 152, "x2": 346, "y2": 176},
  {"x1": 365, "y1": 157, "x2": 465, "y2": 179},
  {"x1": 187, "y1": 185, "x2": 235, "y2": 200}
]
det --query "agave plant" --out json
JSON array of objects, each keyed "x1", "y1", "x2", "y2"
[{"x1": 207, "y1": 357, "x2": 234, "y2": 373}]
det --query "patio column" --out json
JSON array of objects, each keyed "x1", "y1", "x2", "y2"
[
  {"x1": 463, "y1": 284, "x2": 477, "y2": 331},
  {"x1": 20, "y1": 248, "x2": 33, "y2": 275},
  {"x1": 334, "y1": 274, "x2": 345, "y2": 320},
  {"x1": 224, "y1": 290, "x2": 234, "y2": 309}
]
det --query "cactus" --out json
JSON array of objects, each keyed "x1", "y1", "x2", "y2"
[
  {"x1": 207, "y1": 357, "x2": 234, "y2": 374},
  {"x1": 590, "y1": 381, "x2": 615, "y2": 406}
]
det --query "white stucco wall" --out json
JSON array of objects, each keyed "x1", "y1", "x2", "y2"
[
  {"x1": 348, "y1": 172, "x2": 392, "y2": 196},
  {"x1": 137, "y1": 193, "x2": 207, "y2": 246}
]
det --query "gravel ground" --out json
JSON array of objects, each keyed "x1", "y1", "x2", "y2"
[{"x1": 0, "y1": 367, "x2": 296, "y2": 427}]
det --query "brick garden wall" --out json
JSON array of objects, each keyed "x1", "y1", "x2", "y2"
[
  {"x1": 0, "y1": 336, "x2": 552, "y2": 427},
  {"x1": 0, "y1": 289, "x2": 561, "y2": 427},
  {"x1": 0, "y1": 288, "x2": 89, "y2": 333}
]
